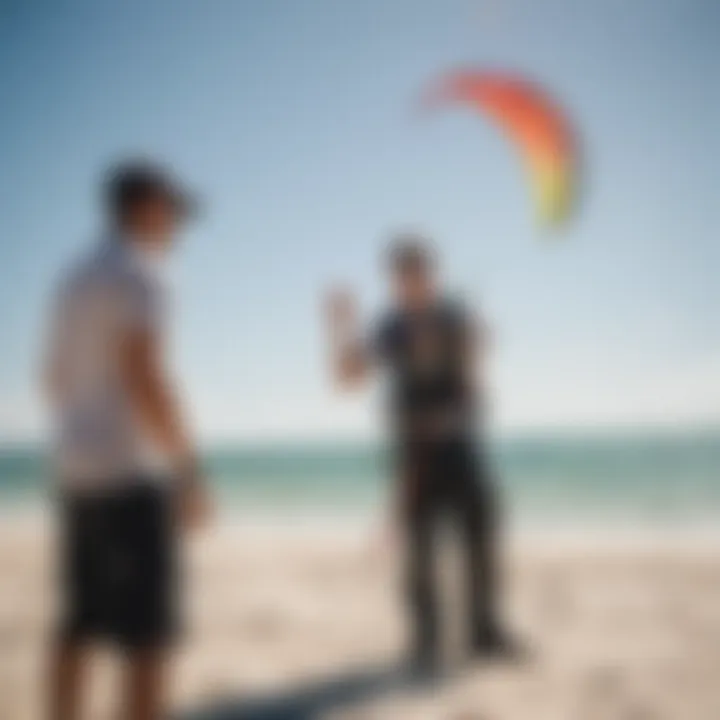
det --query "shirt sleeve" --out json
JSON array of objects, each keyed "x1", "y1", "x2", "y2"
[{"x1": 122, "y1": 265, "x2": 167, "y2": 335}]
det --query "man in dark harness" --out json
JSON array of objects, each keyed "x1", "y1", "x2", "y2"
[{"x1": 325, "y1": 234, "x2": 514, "y2": 671}]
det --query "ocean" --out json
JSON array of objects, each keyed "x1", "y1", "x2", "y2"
[{"x1": 2, "y1": 429, "x2": 719, "y2": 530}]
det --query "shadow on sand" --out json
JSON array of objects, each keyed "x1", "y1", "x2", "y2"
[{"x1": 176, "y1": 662, "x2": 429, "y2": 720}]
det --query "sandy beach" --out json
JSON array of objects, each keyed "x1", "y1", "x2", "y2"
[{"x1": 2, "y1": 516, "x2": 720, "y2": 720}]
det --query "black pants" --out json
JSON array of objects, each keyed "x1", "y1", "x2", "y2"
[
  {"x1": 400, "y1": 438, "x2": 499, "y2": 656},
  {"x1": 59, "y1": 481, "x2": 178, "y2": 650}
]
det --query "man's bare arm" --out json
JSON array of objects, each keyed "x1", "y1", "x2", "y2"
[
  {"x1": 332, "y1": 339, "x2": 371, "y2": 389},
  {"x1": 120, "y1": 327, "x2": 209, "y2": 528},
  {"x1": 121, "y1": 328, "x2": 192, "y2": 461},
  {"x1": 325, "y1": 288, "x2": 373, "y2": 389}
]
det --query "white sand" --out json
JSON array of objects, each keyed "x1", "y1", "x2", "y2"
[{"x1": 2, "y1": 516, "x2": 720, "y2": 719}]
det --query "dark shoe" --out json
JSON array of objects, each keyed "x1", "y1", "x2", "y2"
[
  {"x1": 471, "y1": 627, "x2": 529, "y2": 662},
  {"x1": 405, "y1": 646, "x2": 441, "y2": 684}
]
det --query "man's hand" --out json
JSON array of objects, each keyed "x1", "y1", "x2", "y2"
[
  {"x1": 323, "y1": 286, "x2": 370, "y2": 388},
  {"x1": 177, "y1": 479, "x2": 213, "y2": 533},
  {"x1": 325, "y1": 286, "x2": 358, "y2": 339},
  {"x1": 173, "y1": 456, "x2": 213, "y2": 532}
]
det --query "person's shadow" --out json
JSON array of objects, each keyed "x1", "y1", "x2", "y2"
[{"x1": 176, "y1": 661, "x2": 429, "y2": 720}]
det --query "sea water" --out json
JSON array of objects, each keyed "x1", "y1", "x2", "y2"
[{"x1": 1, "y1": 429, "x2": 719, "y2": 531}]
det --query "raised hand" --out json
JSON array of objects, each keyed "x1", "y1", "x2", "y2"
[{"x1": 324, "y1": 286, "x2": 359, "y2": 338}]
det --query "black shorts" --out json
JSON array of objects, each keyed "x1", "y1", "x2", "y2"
[{"x1": 58, "y1": 480, "x2": 178, "y2": 650}]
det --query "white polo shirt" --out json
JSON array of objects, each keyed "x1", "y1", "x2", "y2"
[{"x1": 47, "y1": 236, "x2": 169, "y2": 489}]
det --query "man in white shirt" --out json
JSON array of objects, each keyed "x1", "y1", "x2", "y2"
[{"x1": 44, "y1": 161, "x2": 210, "y2": 720}]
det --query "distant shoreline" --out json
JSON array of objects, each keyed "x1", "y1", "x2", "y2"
[
  {"x1": 2, "y1": 421, "x2": 720, "y2": 456},
  {"x1": 2, "y1": 427, "x2": 719, "y2": 531}
]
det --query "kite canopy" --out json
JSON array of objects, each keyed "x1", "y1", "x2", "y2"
[{"x1": 422, "y1": 70, "x2": 579, "y2": 228}]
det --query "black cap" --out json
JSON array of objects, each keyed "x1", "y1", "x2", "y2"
[{"x1": 105, "y1": 160, "x2": 199, "y2": 223}]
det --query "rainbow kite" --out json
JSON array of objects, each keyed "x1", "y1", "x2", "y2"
[{"x1": 422, "y1": 69, "x2": 580, "y2": 229}]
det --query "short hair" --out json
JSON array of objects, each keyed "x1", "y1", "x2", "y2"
[
  {"x1": 104, "y1": 160, "x2": 197, "y2": 225},
  {"x1": 386, "y1": 232, "x2": 436, "y2": 273}
]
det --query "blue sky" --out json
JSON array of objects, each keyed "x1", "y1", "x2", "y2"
[{"x1": 0, "y1": 0, "x2": 718, "y2": 443}]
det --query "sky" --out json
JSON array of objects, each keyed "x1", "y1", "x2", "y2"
[{"x1": 0, "y1": 0, "x2": 718, "y2": 444}]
